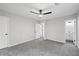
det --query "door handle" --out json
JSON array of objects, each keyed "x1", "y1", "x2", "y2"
[{"x1": 5, "y1": 33, "x2": 8, "y2": 35}]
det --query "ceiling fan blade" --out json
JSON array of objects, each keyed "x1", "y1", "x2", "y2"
[
  {"x1": 30, "y1": 11, "x2": 39, "y2": 15},
  {"x1": 43, "y1": 12, "x2": 52, "y2": 15}
]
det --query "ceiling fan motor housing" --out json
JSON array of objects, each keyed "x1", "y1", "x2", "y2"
[{"x1": 39, "y1": 10, "x2": 43, "y2": 14}]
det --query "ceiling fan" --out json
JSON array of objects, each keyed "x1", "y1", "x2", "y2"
[
  {"x1": 30, "y1": 9, "x2": 52, "y2": 15},
  {"x1": 29, "y1": 3, "x2": 60, "y2": 16}
]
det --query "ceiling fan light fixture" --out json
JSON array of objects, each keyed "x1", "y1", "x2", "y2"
[{"x1": 38, "y1": 14, "x2": 43, "y2": 17}]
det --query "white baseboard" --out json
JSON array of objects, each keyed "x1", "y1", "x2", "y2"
[
  {"x1": 47, "y1": 39, "x2": 66, "y2": 43},
  {"x1": 8, "y1": 39, "x2": 35, "y2": 48}
]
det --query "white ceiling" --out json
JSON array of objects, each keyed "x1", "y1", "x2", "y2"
[{"x1": 0, "y1": 3, "x2": 79, "y2": 20}]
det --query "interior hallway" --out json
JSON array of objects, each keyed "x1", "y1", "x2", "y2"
[{"x1": 0, "y1": 39, "x2": 79, "y2": 56}]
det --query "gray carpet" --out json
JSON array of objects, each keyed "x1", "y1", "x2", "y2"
[{"x1": 0, "y1": 39, "x2": 79, "y2": 56}]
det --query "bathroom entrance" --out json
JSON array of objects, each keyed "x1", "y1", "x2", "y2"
[{"x1": 65, "y1": 19, "x2": 77, "y2": 45}]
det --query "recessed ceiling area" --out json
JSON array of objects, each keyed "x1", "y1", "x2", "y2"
[{"x1": 0, "y1": 3, "x2": 79, "y2": 20}]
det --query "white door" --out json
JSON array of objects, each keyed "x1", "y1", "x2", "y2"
[
  {"x1": 73, "y1": 19, "x2": 77, "y2": 45},
  {"x1": 41, "y1": 23, "x2": 45, "y2": 39},
  {"x1": 35, "y1": 23, "x2": 42, "y2": 39},
  {"x1": 35, "y1": 23, "x2": 45, "y2": 39},
  {"x1": 0, "y1": 16, "x2": 9, "y2": 49}
]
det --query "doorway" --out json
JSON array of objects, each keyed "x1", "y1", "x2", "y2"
[
  {"x1": 35, "y1": 22, "x2": 45, "y2": 40},
  {"x1": 65, "y1": 19, "x2": 76, "y2": 45}
]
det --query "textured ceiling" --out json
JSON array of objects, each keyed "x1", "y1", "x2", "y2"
[{"x1": 0, "y1": 3, "x2": 79, "y2": 20}]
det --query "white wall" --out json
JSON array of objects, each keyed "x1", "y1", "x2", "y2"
[
  {"x1": 0, "y1": 11, "x2": 36, "y2": 47},
  {"x1": 45, "y1": 14, "x2": 77, "y2": 43},
  {"x1": 46, "y1": 18, "x2": 65, "y2": 43},
  {"x1": 8, "y1": 15, "x2": 35, "y2": 47}
]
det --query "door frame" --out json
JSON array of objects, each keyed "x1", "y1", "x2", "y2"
[
  {"x1": 34, "y1": 22, "x2": 46, "y2": 39},
  {"x1": 65, "y1": 18, "x2": 77, "y2": 45}
]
